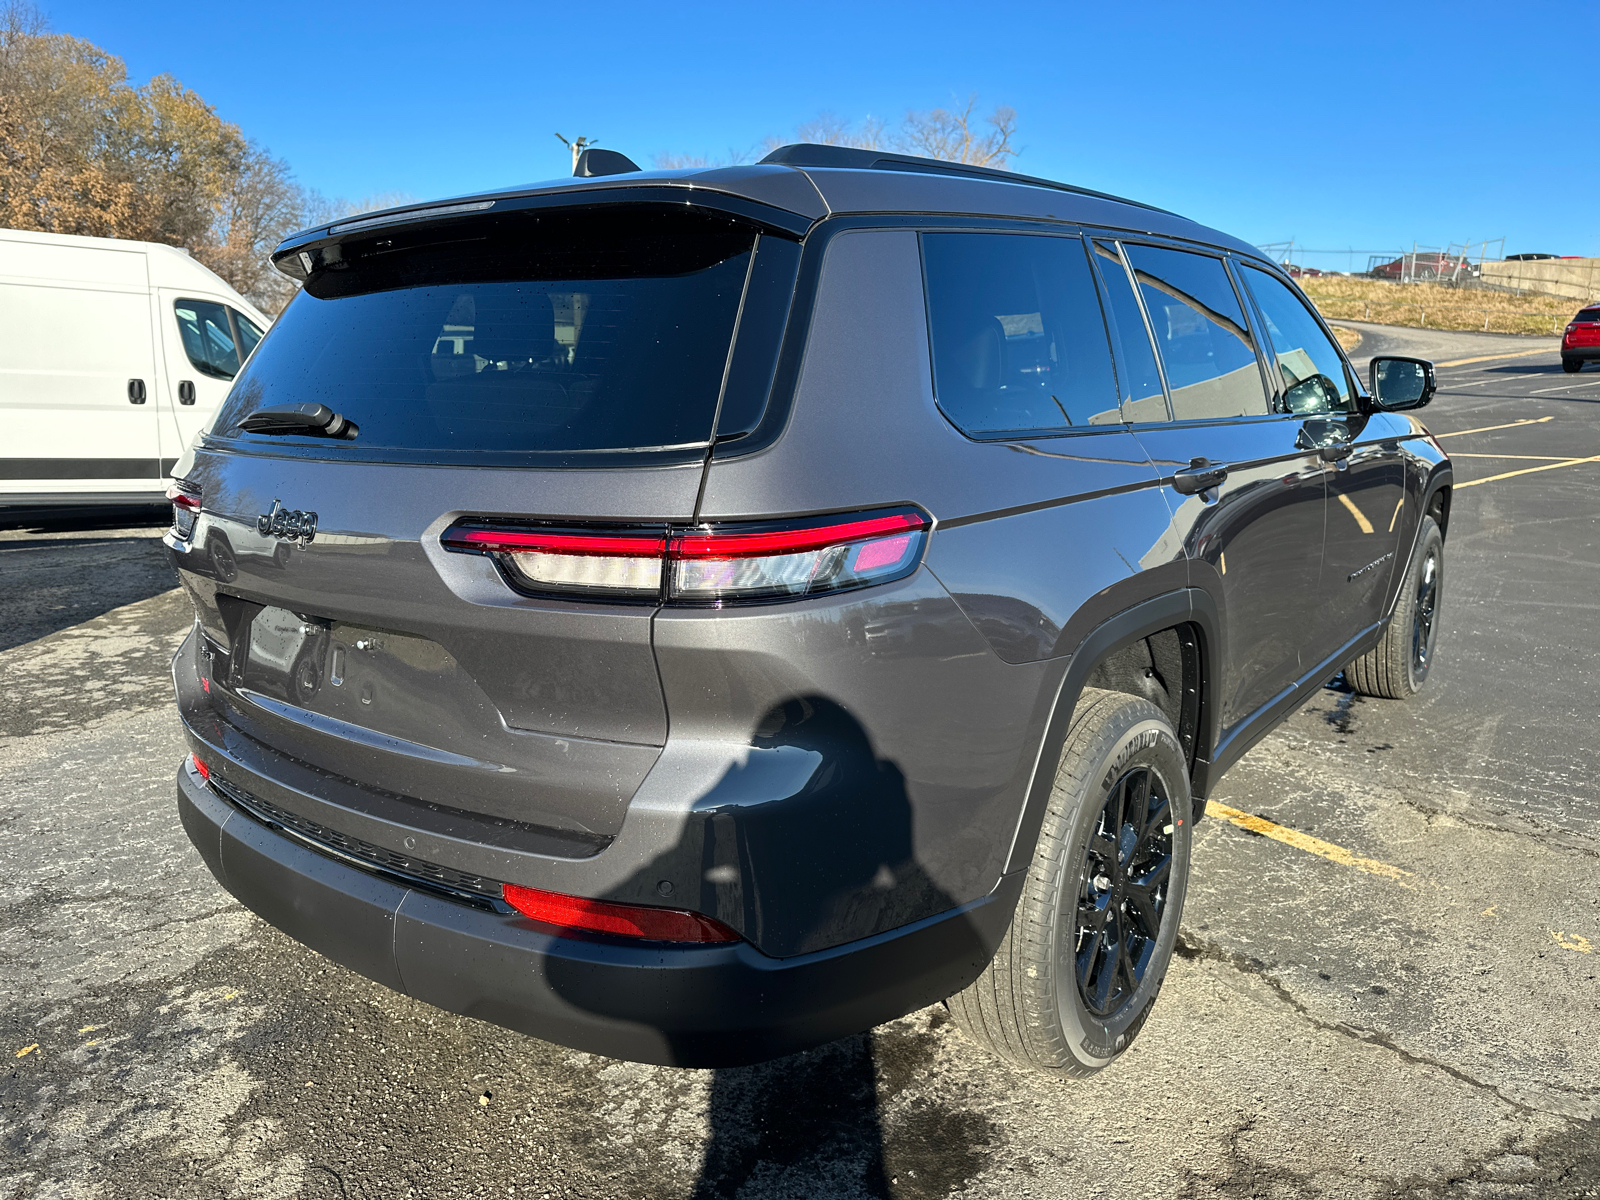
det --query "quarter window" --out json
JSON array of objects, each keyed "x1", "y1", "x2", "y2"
[
  {"x1": 922, "y1": 233, "x2": 1121, "y2": 437},
  {"x1": 1123, "y1": 245, "x2": 1270, "y2": 421},
  {"x1": 1242, "y1": 266, "x2": 1355, "y2": 415},
  {"x1": 174, "y1": 299, "x2": 241, "y2": 379}
]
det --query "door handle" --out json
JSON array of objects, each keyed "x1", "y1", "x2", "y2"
[
  {"x1": 1171, "y1": 457, "x2": 1229, "y2": 495},
  {"x1": 127, "y1": 378, "x2": 147, "y2": 405},
  {"x1": 178, "y1": 380, "x2": 196, "y2": 406}
]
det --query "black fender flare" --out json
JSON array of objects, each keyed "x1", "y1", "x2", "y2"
[{"x1": 1001, "y1": 588, "x2": 1222, "y2": 877}]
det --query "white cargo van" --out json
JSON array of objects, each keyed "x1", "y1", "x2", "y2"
[{"x1": 0, "y1": 228, "x2": 271, "y2": 510}]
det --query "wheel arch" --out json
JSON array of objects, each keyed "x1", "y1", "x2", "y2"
[{"x1": 1002, "y1": 588, "x2": 1222, "y2": 877}]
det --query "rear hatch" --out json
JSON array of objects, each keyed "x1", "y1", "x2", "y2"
[{"x1": 172, "y1": 199, "x2": 800, "y2": 855}]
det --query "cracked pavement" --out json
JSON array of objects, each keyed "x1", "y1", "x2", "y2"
[{"x1": 2, "y1": 327, "x2": 1599, "y2": 1198}]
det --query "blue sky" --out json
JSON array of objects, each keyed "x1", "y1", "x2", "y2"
[{"x1": 43, "y1": 0, "x2": 1600, "y2": 266}]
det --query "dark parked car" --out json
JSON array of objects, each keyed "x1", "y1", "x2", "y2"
[
  {"x1": 1563, "y1": 306, "x2": 1600, "y2": 372},
  {"x1": 166, "y1": 144, "x2": 1451, "y2": 1075}
]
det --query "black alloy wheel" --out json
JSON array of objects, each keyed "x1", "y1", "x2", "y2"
[
  {"x1": 1074, "y1": 765, "x2": 1174, "y2": 1019},
  {"x1": 1411, "y1": 549, "x2": 1439, "y2": 675}
]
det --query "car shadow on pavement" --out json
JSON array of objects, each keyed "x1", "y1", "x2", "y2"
[{"x1": 692, "y1": 1034, "x2": 891, "y2": 1199}]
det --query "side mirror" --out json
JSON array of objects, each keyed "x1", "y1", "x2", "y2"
[
  {"x1": 1369, "y1": 356, "x2": 1436, "y2": 411},
  {"x1": 1282, "y1": 373, "x2": 1343, "y2": 415}
]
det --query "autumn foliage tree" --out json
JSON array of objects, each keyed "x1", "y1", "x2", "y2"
[{"x1": 0, "y1": 1, "x2": 331, "y2": 312}]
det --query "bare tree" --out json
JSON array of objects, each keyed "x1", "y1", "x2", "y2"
[
  {"x1": 656, "y1": 96, "x2": 1018, "y2": 172},
  {"x1": 898, "y1": 95, "x2": 1017, "y2": 168}
]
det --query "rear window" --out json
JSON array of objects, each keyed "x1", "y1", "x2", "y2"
[
  {"x1": 213, "y1": 207, "x2": 760, "y2": 456},
  {"x1": 1576, "y1": 309, "x2": 1600, "y2": 323}
]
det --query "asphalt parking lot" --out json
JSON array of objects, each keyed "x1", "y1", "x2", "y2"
[{"x1": 3, "y1": 323, "x2": 1598, "y2": 1200}]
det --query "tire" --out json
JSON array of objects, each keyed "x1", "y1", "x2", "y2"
[
  {"x1": 1345, "y1": 515, "x2": 1443, "y2": 699},
  {"x1": 1563, "y1": 358, "x2": 1583, "y2": 374},
  {"x1": 947, "y1": 688, "x2": 1192, "y2": 1076}
]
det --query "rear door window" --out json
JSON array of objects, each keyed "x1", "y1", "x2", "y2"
[
  {"x1": 1122, "y1": 245, "x2": 1270, "y2": 421},
  {"x1": 1090, "y1": 241, "x2": 1170, "y2": 423},
  {"x1": 1241, "y1": 265, "x2": 1355, "y2": 415},
  {"x1": 213, "y1": 207, "x2": 762, "y2": 456},
  {"x1": 175, "y1": 299, "x2": 242, "y2": 379},
  {"x1": 922, "y1": 232, "x2": 1121, "y2": 437}
]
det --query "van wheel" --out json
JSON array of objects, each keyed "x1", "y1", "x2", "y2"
[
  {"x1": 1563, "y1": 358, "x2": 1583, "y2": 374},
  {"x1": 1345, "y1": 515, "x2": 1444, "y2": 699},
  {"x1": 947, "y1": 688, "x2": 1191, "y2": 1076}
]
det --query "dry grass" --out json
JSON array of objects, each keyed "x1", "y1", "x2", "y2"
[
  {"x1": 1301, "y1": 276, "x2": 1574, "y2": 337},
  {"x1": 1331, "y1": 326, "x2": 1361, "y2": 352}
]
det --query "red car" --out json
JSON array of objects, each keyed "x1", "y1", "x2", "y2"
[{"x1": 1563, "y1": 305, "x2": 1600, "y2": 373}]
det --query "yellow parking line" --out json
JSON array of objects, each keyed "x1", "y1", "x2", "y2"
[
  {"x1": 1435, "y1": 348, "x2": 1553, "y2": 368},
  {"x1": 1433, "y1": 416, "x2": 1553, "y2": 438},
  {"x1": 1337, "y1": 493, "x2": 1374, "y2": 533},
  {"x1": 1206, "y1": 802, "x2": 1413, "y2": 884},
  {"x1": 1457, "y1": 455, "x2": 1600, "y2": 490}
]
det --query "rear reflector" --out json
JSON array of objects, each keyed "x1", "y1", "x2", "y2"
[
  {"x1": 190, "y1": 753, "x2": 210, "y2": 780},
  {"x1": 501, "y1": 883, "x2": 741, "y2": 943},
  {"x1": 441, "y1": 507, "x2": 929, "y2": 605}
]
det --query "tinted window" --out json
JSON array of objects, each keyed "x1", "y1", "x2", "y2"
[
  {"x1": 923, "y1": 233, "x2": 1121, "y2": 436},
  {"x1": 233, "y1": 309, "x2": 264, "y2": 361},
  {"x1": 175, "y1": 299, "x2": 241, "y2": 380},
  {"x1": 1091, "y1": 241, "x2": 1169, "y2": 423},
  {"x1": 213, "y1": 208, "x2": 757, "y2": 455},
  {"x1": 1576, "y1": 308, "x2": 1600, "y2": 323},
  {"x1": 1123, "y1": 245, "x2": 1269, "y2": 421},
  {"x1": 1242, "y1": 265, "x2": 1354, "y2": 415}
]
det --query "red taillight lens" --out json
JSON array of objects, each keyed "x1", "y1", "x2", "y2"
[
  {"x1": 501, "y1": 883, "x2": 740, "y2": 943},
  {"x1": 669, "y1": 509, "x2": 928, "y2": 604},
  {"x1": 189, "y1": 752, "x2": 210, "y2": 780},
  {"x1": 441, "y1": 507, "x2": 930, "y2": 605},
  {"x1": 167, "y1": 480, "x2": 201, "y2": 538}
]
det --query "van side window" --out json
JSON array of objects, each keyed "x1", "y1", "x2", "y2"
[
  {"x1": 922, "y1": 233, "x2": 1121, "y2": 437},
  {"x1": 1122, "y1": 245, "x2": 1270, "y2": 421},
  {"x1": 175, "y1": 299, "x2": 241, "y2": 379},
  {"x1": 1090, "y1": 241, "x2": 1170, "y2": 424},
  {"x1": 1240, "y1": 266, "x2": 1354, "y2": 415},
  {"x1": 232, "y1": 309, "x2": 265, "y2": 363}
]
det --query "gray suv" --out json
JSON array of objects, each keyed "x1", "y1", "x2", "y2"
[{"x1": 167, "y1": 144, "x2": 1451, "y2": 1074}]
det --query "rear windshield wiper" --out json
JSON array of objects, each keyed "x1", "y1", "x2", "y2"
[{"x1": 237, "y1": 403, "x2": 359, "y2": 440}]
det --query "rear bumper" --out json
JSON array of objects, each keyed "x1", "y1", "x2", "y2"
[
  {"x1": 1561, "y1": 344, "x2": 1600, "y2": 361},
  {"x1": 178, "y1": 761, "x2": 1019, "y2": 1067}
]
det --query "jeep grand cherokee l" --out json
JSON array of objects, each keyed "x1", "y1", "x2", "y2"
[{"x1": 167, "y1": 144, "x2": 1451, "y2": 1074}]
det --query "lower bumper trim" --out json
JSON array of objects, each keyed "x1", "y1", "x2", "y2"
[{"x1": 179, "y1": 762, "x2": 1020, "y2": 1067}]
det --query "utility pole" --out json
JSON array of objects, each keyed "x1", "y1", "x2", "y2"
[{"x1": 554, "y1": 133, "x2": 596, "y2": 173}]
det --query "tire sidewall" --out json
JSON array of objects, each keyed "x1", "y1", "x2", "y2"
[
  {"x1": 1049, "y1": 709, "x2": 1192, "y2": 1071},
  {"x1": 1405, "y1": 521, "x2": 1445, "y2": 691}
]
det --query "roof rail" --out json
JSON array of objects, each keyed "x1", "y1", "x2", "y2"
[{"x1": 758, "y1": 143, "x2": 1171, "y2": 215}]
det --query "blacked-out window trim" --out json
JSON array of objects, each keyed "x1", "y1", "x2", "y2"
[
  {"x1": 1115, "y1": 240, "x2": 1273, "y2": 424},
  {"x1": 1089, "y1": 238, "x2": 1174, "y2": 425}
]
